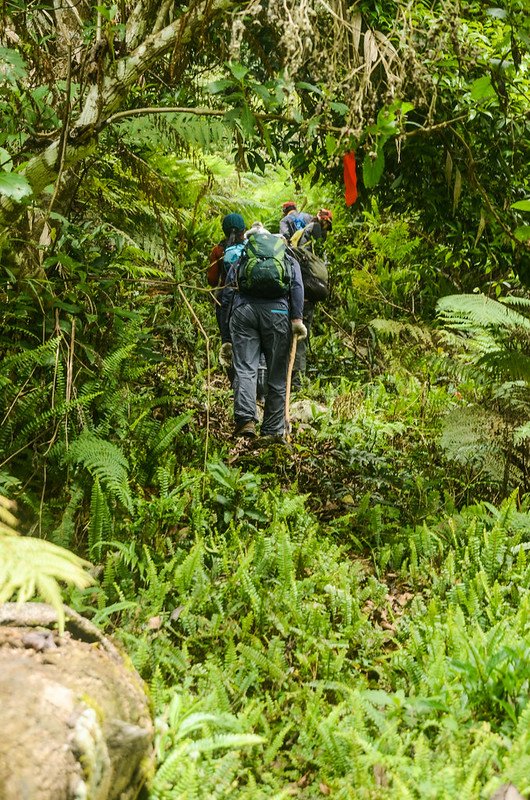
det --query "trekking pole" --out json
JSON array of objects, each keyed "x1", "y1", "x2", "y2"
[{"x1": 285, "y1": 335, "x2": 298, "y2": 440}]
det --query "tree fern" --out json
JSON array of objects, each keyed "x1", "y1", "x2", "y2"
[
  {"x1": 439, "y1": 406, "x2": 506, "y2": 481},
  {"x1": 437, "y1": 294, "x2": 530, "y2": 332}
]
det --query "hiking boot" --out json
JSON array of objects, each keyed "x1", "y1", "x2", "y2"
[
  {"x1": 233, "y1": 420, "x2": 257, "y2": 439},
  {"x1": 259, "y1": 433, "x2": 287, "y2": 446}
]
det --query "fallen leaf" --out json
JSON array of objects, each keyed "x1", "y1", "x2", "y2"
[
  {"x1": 374, "y1": 763, "x2": 389, "y2": 787},
  {"x1": 170, "y1": 606, "x2": 184, "y2": 622},
  {"x1": 491, "y1": 784, "x2": 524, "y2": 800},
  {"x1": 397, "y1": 592, "x2": 414, "y2": 606}
]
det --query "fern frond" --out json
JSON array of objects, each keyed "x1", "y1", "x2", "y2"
[
  {"x1": 101, "y1": 344, "x2": 137, "y2": 379},
  {"x1": 10, "y1": 392, "x2": 102, "y2": 452},
  {"x1": 0, "y1": 494, "x2": 18, "y2": 535},
  {"x1": 437, "y1": 294, "x2": 530, "y2": 331},
  {"x1": 477, "y1": 349, "x2": 530, "y2": 381},
  {"x1": 150, "y1": 411, "x2": 194, "y2": 457},
  {"x1": 67, "y1": 432, "x2": 133, "y2": 512},
  {"x1": 1, "y1": 336, "x2": 61, "y2": 372},
  {"x1": 89, "y1": 477, "x2": 112, "y2": 556},
  {"x1": 369, "y1": 318, "x2": 405, "y2": 337},
  {"x1": 439, "y1": 407, "x2": 506, "y2": 480},
  {"x1": 0, "y1": 494, "x2": 93, "y2": 632}
]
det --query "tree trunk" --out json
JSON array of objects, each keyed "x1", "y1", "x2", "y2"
[
  {"x1": 0, "y1": 602, "x2": 153, "y2": 800},
  {"x1": 0, "y1": 0, "x2": 234, "y2": 229}
]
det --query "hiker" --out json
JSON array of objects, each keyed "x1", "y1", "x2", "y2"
[
  {"x1": 220, "y1": 224, "x2": 307, "y2": 440},
  {"x1": 243, "y1": 222, "x2": 269, "y2": 403},
  {"x1": 279, "y1": 201, "x2": 314, "y2": 243},
  {"x1": 208, "y1": 212, "x2": 246, "y2": 337},
  {"x1": 289, "y1": 208, "x2": 333, "y2": 388},
  {"x1": 292, "y1": 208, "x2": 333, "y2": 248}
]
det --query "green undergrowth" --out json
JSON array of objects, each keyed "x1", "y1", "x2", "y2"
[
  {"x1": 66, "y1": 461, "x2": 530, "y2": 798},
  {"x1": 4, "y1": 154, "x2": 530, "y2": 797}
]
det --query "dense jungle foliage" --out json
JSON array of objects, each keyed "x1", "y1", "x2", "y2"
[{"x1": 2, "y1": 0, "x2": 530, "y2": 796}]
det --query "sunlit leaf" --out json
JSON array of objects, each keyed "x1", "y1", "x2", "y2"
[
  {"x1": 363, "y1": 147, "x2": 385, "y2": 188},
  {"x1": 512, "y1": 200, "x2": 530, "y2": 212},
  {"x1": 0, "y1": 171, "x2": 32, "y2": 201},
  {"x1": 208, "y1": 79, "x2": 233, "y2": 94},
  {"x1": 470, "y1": 75, "x2": 495, "y2": 101},
  {"x1": 0, "y1": 147, "x2": 12, "y2": 171},
  {"x1": 296, "y1": 81, "x2": 324, "y2": 96},
  {"x1": 514, "y1": 226, "x2": 530, "y2": 242},
  {"x1": 228, "y1": 62, "x2": 248, "y2": 82},
  {"x1": 0, "y1": 46, "x2": 27, "y2": 83},
  {"x1": 486, "y1": 6, "x2": 507, "y2": 17},
  {"x1": 330, "y1": 102, "x2": 349, "y2": 115}
]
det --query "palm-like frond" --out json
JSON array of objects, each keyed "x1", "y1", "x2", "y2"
[
  {"x1": 0, "y1": 494, "x2": 94, "y2": 632},
  {"x1": 0, "y1": 495, "x2": 18, "y2": 536},
  {"x1": 478, "y1": 350, "x2": 530, "y2": 382},
  {"x1": 439, "y1": 407, "x2": 508, "y2": 483},
  {"x1": 437, "y1": 294, "x2": 530, "y2": 332}
]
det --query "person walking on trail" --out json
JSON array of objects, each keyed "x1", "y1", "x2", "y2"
[
  {"x1": 279, "y1": 201, "x2": 314, "y2": 243},
  {"x1": 289, "y1": 208, "x2": 333, "y2": 389},
  {"x1": 207, "y1": 212, "x2": 246, "y2": 337},
  {"x1": 220, "y1": 224, "x2": 307, "y2": 440}
]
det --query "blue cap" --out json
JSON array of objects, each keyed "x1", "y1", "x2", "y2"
[{"x1": 222, "y1": 213, "x2": 245, "y2": 235}]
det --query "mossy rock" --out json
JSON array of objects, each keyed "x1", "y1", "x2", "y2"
[{"x1": 0, "y1": 602, "x2": 154, "y2": 800}]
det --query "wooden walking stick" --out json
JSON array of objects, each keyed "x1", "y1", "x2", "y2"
[{"x1": 285, "y1": 334, "x2": 299, "y2": 439}]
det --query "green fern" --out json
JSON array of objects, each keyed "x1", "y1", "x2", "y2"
[
  {"x1": 88, "y1": 476, "x2": 112, "y2": 556},
  {"x1": 150, "y1": 411, "x2": 194, "y2": 457},
  {"x1": 437, "y1": 293, "x2": 530, "y2": 331},
  {"x1": 0, "y1": 494, "x2": 93, "y2": 632},
  {"x1": 67, "y1": 431, "x2": 133, "y2": 512},
  {"x1": 10, "y1": 392, "x2": 103, "y2": 453}
]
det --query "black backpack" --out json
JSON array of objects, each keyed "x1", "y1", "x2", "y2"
[{"x1": 291, "y1": 245, "x2": 329, "y2": 303}]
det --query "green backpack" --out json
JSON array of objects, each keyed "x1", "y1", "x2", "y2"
[{"x1": 237, "y1": 232, "x2": 291, "y2": 299}]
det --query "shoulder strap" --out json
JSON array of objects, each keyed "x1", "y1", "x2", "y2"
[
  {"x1": 290, "y1": 228, "x2": 303, "y2": 247},
  {"x1": 290, "y1": 222, "x2": 316, "y2": 249}
]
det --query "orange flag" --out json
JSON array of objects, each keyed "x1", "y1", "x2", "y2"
[{"x1": 343, "y1": 151, "x2": 358, "y2": 206}]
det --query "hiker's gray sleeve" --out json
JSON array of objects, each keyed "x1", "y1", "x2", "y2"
[
  {"x1": 279, "y1": 216, "x2": 293, "y2": 240},
  {"x1": 288, "y1": 255, "x2": 304, "y2": 319},
  {"x1": 220, "y1": 263, "x2": 237, "y2": 343}
]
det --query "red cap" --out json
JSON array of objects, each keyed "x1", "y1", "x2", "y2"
[
  {"x1": 318, "y1": 208, "x2": 333, "y2": 221},
  {"x1": 282, "y1": 201, "x2": 297, "y2": 212}
]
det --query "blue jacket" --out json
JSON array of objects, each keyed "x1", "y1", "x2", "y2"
[
  {"x1": 220, "y1": 251, "x2": 304, "y2": 343},
  {"x1": 279, "y1": 211, "x2": 314, "y2": 242}
]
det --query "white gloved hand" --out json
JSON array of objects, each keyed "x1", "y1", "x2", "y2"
[
  {"x1": 291, "y1": 319, "x2": 308, "y2": 340},
  {"x1": 219, "y1": 342, "x2": 233, "y2": 368}
]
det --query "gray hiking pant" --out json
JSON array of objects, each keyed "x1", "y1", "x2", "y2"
[
  {"x1": 230, "y1": 302, "x2": 291, "y2": 435},
  {"x1": 294, "y1": 301, "x2": 316, "y2": 376}
]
